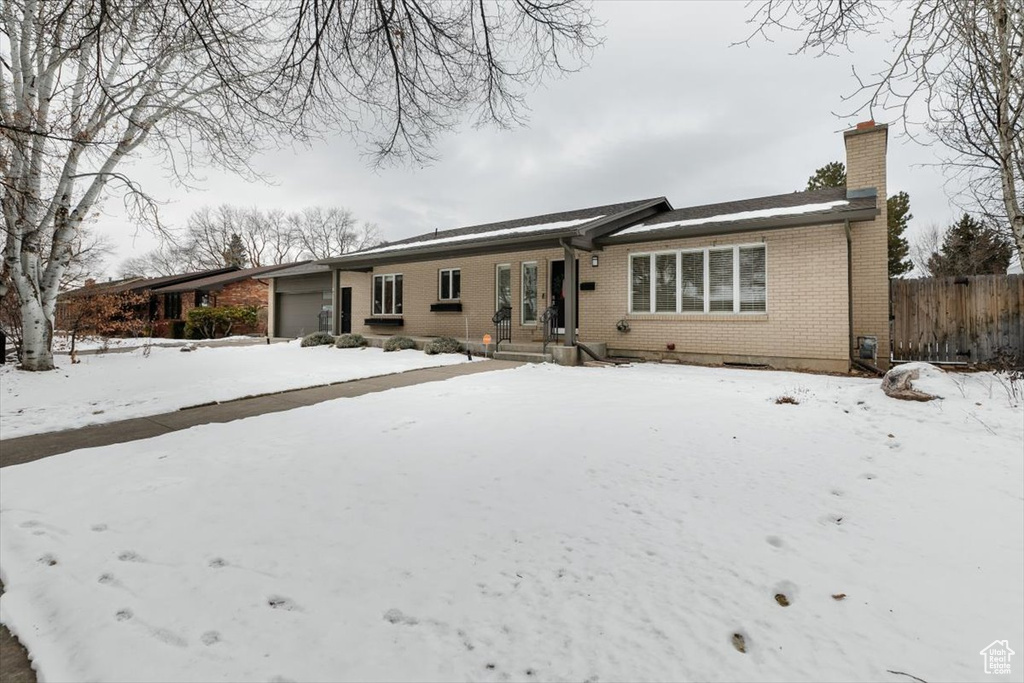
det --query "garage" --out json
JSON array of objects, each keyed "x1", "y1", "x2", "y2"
[{"x1": 270, "y1": 266, "x2": 333, "y2": 338}]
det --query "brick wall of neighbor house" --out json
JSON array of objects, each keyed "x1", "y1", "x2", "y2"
[
  {"x1": 216, "y1": 279, "x2": 271, "y2": 334},
  {"x1": 844, "y1": 122, "x2": 890, "y2": 368},
  {"x1": 588, "y1": 224, "x2": 851, "y2": 372}
]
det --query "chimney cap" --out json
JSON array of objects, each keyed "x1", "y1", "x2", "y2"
[{"x1": 856, "y1": 120, "x2": 876, "y2": 130}]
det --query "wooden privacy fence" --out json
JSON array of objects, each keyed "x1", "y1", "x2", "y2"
[{"x1": 890, "y1": 274, "x2": 1024, "y2": 364}]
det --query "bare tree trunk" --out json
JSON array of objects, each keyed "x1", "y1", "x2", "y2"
[{"x1": 19, "y1": 297, "x2": 54, "y2": 371}]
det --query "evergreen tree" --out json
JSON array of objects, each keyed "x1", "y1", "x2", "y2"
[
  {"x1": 805, "y1": 161, "x2": 847, "y2": 190},
  {"x1": 804, "y1": 161, "x2": 914, "y2": 277},
  {"x1": 927, "y1": 214, "x2": 1012, "y2": 276},
  {"x1": 887, "y1": 191, "x2": 913, "y2": 277},
  {"x1": 221, "y1": 233, "x2": 248, "y2": 268}
]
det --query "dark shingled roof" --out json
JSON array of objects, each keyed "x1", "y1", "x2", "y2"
[
  {"x1": 264, "y1": 262, "x2": 331, "y2": 279},
  {"x1": 603, "y1": 187, "x2": 877, "y2": 243},
  {"x1": 62, "y1": 268, "x2": 238, "y2": 298},
  {"x1": 152, "y1": 262, "x2": 307, "y2": 293},
  {"x1": 322, "y1": 198, "x2": 665, "y2": 264}
]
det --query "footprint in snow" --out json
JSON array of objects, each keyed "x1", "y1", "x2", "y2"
[
  {"x1": 383, "y1": 608, "x2": 418, "y2": 625},
  {"x1": 208, "y1": 557, "x2": 227, "y2": 568},
  {"x1": 821, "y1": 513, "x2": 846, "y2": 526},
  {"x1": 118, "y1": 551, "x2": 144, "y2": 562},
  {"x1": 98, "y1": 573, "x2": 115, "y2": 585},
  {"x1": 116, "y1": 608, "x2": 133, "y2": 622},
  {"x1": 765, "y1": 536, "x2": 784, "y2": 548},
  {"x1": 150, "y1": 627, "x2": 187, "y2": 648},
  {"x1": 37, "y1": 554, "x2": 58, "y2": 567},
  {"x1": 91, "y1": 523, "x2": 108, "y2": 532},
  {"x1": 267, "y1": 595, "x2": 301, "y2": 612},
  {"x1": 201, "y1": 631, "x2": 221, "y2": 646}
]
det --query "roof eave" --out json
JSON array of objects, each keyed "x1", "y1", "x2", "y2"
[
  {"x1": 598, "y1": 207, "x2": 879, "y2": 246},
  {"x1": 322, "y1": 230, "x2": 584, "y2": 270},
  {"x1": 320, "y1": 197, "x2": 674, "y2": 269}
]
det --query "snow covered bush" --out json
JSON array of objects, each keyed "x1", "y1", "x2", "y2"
[
  {"x1": 300, "y1": 331, "x2": 335, "y2": 347},
  {"x1": 382, "y1": 335, "x2": 416, "y2": 352},
  {"x1": 424, "y1": 336, "x2": 462, "y2": 355},
  {"x1": 335, "y1": 333, "x2": 367, "y2": 348}
]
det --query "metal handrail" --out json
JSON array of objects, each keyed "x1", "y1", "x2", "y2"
[
  {"x1": 492, "y1": 306, "x2": 512, "y2": 349},
  {"x1": 541, "y1": 304, "x2": 559, "y2": 354}
]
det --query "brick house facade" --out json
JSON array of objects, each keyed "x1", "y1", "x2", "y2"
[{"x1": 272, "y1": 123, "x2": 889, "y2": 372}]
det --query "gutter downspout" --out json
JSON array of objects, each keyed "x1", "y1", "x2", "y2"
[{"x1": 846, "y1": 219, "x2": 885, "y2": 376}]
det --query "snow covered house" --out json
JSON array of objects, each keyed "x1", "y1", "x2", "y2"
[{"x1": 270, "y1": 121, "x2": 890, "y2": 372}]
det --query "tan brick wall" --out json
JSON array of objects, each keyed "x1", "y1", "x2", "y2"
[
  {"x1": 586, "y1": 225, "x2": 850, "y2": 367},
  {"x1": 844, "y1": 124, "x2": 891, "y2": 368},
  {"x1": 341, "y1": 248, "x2": 569, "y2": 344},
  {"x1": 336, "y1": 223, "x2": 852, "y2": 369}
]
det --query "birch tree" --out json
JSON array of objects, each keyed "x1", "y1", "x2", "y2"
[
  {"x1": 1, "y1": 0, "x2": 597, "y2": 370},
  {"x1": 745, "y1": 0, "x2": 1024, "y2": 264}
]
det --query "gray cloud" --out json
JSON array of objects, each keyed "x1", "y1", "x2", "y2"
[{"x1": 97, "y1": 1, "x2": 957, "y2": 272}]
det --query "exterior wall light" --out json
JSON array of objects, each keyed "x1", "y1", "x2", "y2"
[{"x1": 591, "y1": 254, "x2": 599, "y2": 267}]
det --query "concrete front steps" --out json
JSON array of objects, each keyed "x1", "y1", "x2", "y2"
[{"x1": 492, "y1": 342, "x2": 551, "y2": 364}]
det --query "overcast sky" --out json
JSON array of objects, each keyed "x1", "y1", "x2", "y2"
[{"x1": 99, "y1": 1, "x2": 964, "y2": 275}]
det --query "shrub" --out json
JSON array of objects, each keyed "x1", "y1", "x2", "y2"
[
  {"x1": 185, "y1": 305, "x2": 259, "y2": 339},
  {"x1": 382, "y1": 335, "x2": 416, "y2": 352},
  {"x1": 335, "y1": 333, "x2": 368, "y2": 349},
  {"x1": 424, "y1": 336, "x2": 463, "y2": 355},
  {"x1": 300, "y1": 331, "x2": 336, "y2": 347}
]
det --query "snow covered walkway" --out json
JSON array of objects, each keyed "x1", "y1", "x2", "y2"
[
  {"x1": 1, "y1": 363, "x2": 1021, "y2": 682},
  {"x1": 0, "y1": 342, "x2": 470, "y2": 439}
]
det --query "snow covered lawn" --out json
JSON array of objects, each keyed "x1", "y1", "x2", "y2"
[
  {"x1": 0, "y1": 342, "x2": 469, "y2": 439},
  {"x1": 1, "y1": 363, "x2": 1021, "y2": 682}
]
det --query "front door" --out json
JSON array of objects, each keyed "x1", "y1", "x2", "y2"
[
  {"x1": 549, "y1": 260, "x2": 579, "y2": 332},
  {"x1": 340, "y1": 287, "x2": 352, "y2": 334}
]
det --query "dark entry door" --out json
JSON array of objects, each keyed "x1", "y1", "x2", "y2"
[
  {"x1": 340, "y1": 287, "x2": 352, "y2": 334},
  {"x1": 549, "y1": 260, "x2": 579, "y2": 330}
]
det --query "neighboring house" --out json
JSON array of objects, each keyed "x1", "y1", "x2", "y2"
[
  {"x1": 56, "y1": 267, "x2": 238, "y2": 332},
  {"x1": 59, "y1": 263, "x2": 303, "y2": 338},
  {"x1": 149, "y1": 263, "x2": 305, "y2": 336},
  {"x1": 271, "y1": 122, "x2": 890, "y2": 372}
]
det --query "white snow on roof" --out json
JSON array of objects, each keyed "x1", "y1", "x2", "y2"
[
  {"x1": 618, "y1": 200, "x2": 850, "y2": 236},
  {"x1": 351, "y1": 216, "x2": 603, "y2": 257}
]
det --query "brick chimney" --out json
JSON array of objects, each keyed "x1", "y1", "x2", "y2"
[{"x1": 843, "y1": 120, "x2": 890, "y2": 368}]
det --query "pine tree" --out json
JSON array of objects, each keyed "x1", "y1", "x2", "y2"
[
  {"x1": 887, "y1": 191, "x2": 913, "y2": 277},
  {"x1": 927, "y1": 214, "x2": 1012, "y2": 276},
  {"x1": 806, "y1": 161, "x2": 847, "y2": 190},
  {"x1": 221, "y1": 233, "x2": 248, "y2": 268},
  {"x1": 804, "y1": 161, "x2": 914, "y2": 277}
]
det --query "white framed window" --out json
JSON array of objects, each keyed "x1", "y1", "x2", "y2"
[
  {"x1": 496, "y1": 264, "x2": 512, "y2": 310},
  {"x1": 438, "y1": 268, "x2": 461, "y2": 301},
  {"x1": 521, "y1": 261, "x2": 538, "y2": 324},
  {"x1": 373, "y1": 273, "x2": 403, "y2": 315},
  {"x1": 629, "y1": 244, "x2": 766, "y2": 314}
]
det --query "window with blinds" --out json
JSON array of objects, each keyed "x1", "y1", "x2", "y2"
[
  {"x1": 708, "y1": 248, "x2": 734, "y2": 312},
  {"x1": 680, "y1": 251, "x2": 705, "y2": 312},
  {"x1": 628, "y1": 244, "x2": 765, "y2": 315},
  {"x1": 631, "y1": 254, "x2": 651, "y2": 312},
  {"x1": 654, "y1": 254, "x2": 677, "y2": 312},
  {"x1": 739, "y1": 246, "x2": 766, "y2": 312}
]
